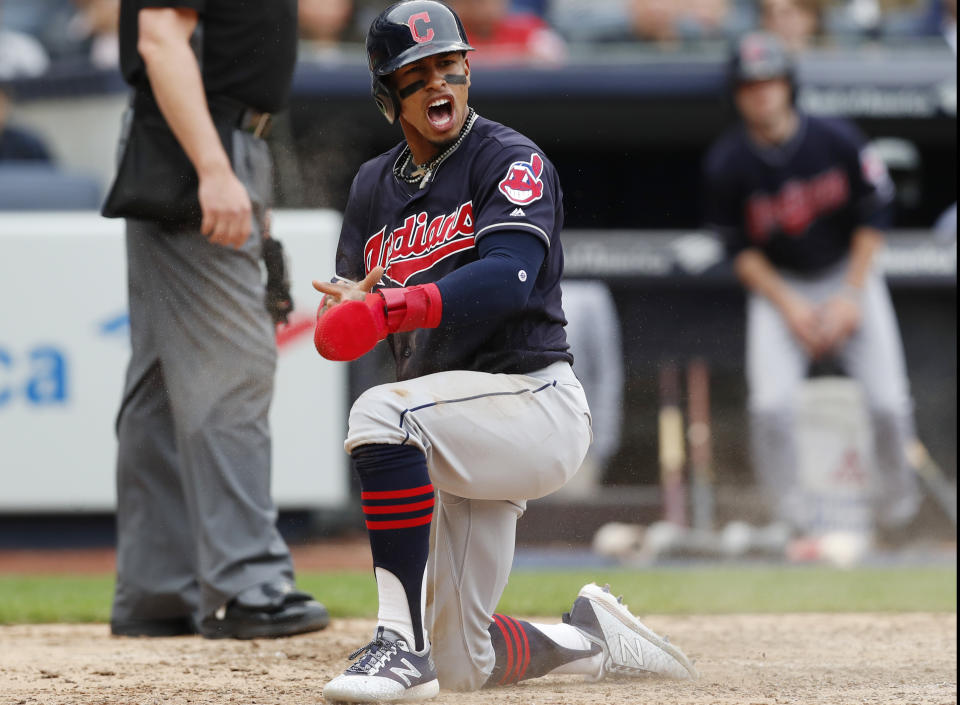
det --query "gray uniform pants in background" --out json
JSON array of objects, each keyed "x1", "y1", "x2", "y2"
[
  {"x1": 746, "y1": 260, "x2": 921, "y2": 532},
  {"x1": 112, "y1": 130, "x2": 294, "y2": 624}
]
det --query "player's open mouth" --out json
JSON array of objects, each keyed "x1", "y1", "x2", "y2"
[{"x1": 427, "y1": 98, "x2": 454, "y2": 130}]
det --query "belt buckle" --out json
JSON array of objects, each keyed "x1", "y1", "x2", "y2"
[{"x1": 252, "y1": 112, "x2": 271, "y2": 139}]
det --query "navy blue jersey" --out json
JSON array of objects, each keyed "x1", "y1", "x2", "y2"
[
  {"x1": 336, "y1": 112, "x2": 572, "y2": 381},
  {"x1": 703, "y1": 114, "x2": 894, "y2": 273}
]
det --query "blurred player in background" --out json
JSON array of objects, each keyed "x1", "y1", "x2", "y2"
[
  {"x1": 313, "y1": 2, "x2": 697, "y2": 702},
  {"x1": 552, "y1": 279, "x2": 624, "y2": 499},
  {"x1": 106, "y1": 0, "x2": 328, "y2": 640},
  {"x1": 0, "y1": 82, "x2": 53, "y2": 161},
  {"x1": 702, "y1": 31, "x2": 922, "y2": 540}
]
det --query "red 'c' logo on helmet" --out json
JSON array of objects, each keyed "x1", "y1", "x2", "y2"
[{"x1": 407, "y1": 12, "x2": 434, "y2": 43}]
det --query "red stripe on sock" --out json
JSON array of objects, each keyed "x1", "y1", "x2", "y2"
[
  {"x1": 364, "y1": 514, "x2": 434, "y2": 530},
  {"x1": 362, "y1": 498, "x2": 436, "y2": 515},
  {"x1": 361, "y1": 484, "x2": 434, "y2": 500},
  {"x1": 508, "y1": 616, "x2": 531, "y2": 682},
  {"x1": 492, "y1": 614, "x2": 515, "y2": 686},
  {"x1": 500, "y1": 614, "x2": 524, "y2": 684}
]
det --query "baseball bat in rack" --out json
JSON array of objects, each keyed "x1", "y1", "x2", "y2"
[
  {"x1": 907, "y1": 439, "x2": 957, "y2": 527},
  {"x1": 658, "y1": 361, "x2": 687, "y2": 527},
  {"x1": 687, "y1": 358, "x2": 715, "y2": 532}
]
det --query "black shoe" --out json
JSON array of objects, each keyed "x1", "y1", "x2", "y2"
[
  {"x1": 111, "y1": 616, "x2": 198, "y2": 637},
  {"x1": 199, "y1": 580, "x2": 330, "y2": 640}
]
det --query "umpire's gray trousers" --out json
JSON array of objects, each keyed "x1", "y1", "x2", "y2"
[{"x1": 112, "y1": 130, "x2": 294, "y2": 624}]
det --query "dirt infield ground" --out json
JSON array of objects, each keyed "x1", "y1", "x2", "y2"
[{"x1": 1, "y1": 613, "x2": 955, "y2": 705}]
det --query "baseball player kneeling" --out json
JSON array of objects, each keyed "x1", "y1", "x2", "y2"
[{"x1": 313, "y1": 2, "x2": 698, "y2": 702}]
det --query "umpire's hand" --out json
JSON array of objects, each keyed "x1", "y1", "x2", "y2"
[{"x1": 198, "y1": 164, "x2": 252, "y2": 249}]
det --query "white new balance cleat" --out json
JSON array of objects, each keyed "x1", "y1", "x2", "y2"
[
  {"x1": 563, "y1": 583, "x2": 698, "y2": 681},
  {"x1": 323, "y1": 627, "x2": 440, "y2": 703}
]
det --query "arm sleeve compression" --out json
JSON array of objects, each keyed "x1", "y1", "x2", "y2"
[{"x1": 434, "y1": 230, "x2": 547, "y2": 327}]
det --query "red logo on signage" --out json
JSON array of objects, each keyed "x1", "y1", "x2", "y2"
[
  {"x1": 408, "y1": 12, "x2": 434, "y2": 43},
  {"x1": 365, "y1": 201, "x2": 475, "y2": 285}
]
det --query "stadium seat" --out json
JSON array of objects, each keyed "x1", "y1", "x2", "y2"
[{"x1": 0, "y1": 162, "x2": 101, "y2": 210}]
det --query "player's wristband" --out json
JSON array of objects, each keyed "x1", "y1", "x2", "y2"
[
  {"x1": 313, "y1": 283, "x2": 443, "y2": 361},
  {"x1": 378, "y1": 283, "x2": 443, "y2": 332}
]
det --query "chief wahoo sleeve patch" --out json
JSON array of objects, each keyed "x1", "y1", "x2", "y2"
[{"x1": 498, "y1": 152, "x2": 545, "y2": 206}]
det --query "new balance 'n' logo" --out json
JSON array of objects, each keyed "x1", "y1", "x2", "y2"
[
  {"x1": 617, "y1": 633, "x2": 645, "y2": 667},
  {"x1": 390, "y1": 658, "x2": 422, "y2": 686},
  {"x1": 510, "y1": 207, "x2": 525, "y2": 217}
]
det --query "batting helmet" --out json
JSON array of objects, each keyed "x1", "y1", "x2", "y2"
[
  {"x1": 366, "y1": 1, "x2": 474, "y2": 124},
  {"x1": 730, "y1": 31, "x2": 795, "y2": 87}
]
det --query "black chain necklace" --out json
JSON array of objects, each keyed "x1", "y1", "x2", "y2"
[{"x1": 395, "y1": 109, "x2": 478, "y2": 187}]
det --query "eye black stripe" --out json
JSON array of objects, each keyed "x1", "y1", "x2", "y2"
[{"x1": 398, "y1": 80, "x2": 426, "y2": 99}]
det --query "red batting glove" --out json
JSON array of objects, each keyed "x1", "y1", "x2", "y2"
[
  {"x1": 314, "y1": 294, "x2": 388, "y2": 361},
  {"x1": 313, "y1": 283, "x2": 443, "y2": 361}
]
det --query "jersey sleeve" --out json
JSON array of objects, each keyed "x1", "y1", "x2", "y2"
[
  {"x1": 334, "y1": 169, "x2": 374, "y2": 283},
  {"x1": 470, "y1": 144, "x2": 560, "y2": 248},
  {"x1": 832, "y1": 119, "x2": 895, "y2": 230},
  {"x1": 702, "y1": 143, "x2": 750, "y2": 259}
]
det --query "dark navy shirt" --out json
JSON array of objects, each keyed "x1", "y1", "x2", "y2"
[
  {"x1": 703, "y1": 114, "x2": 894, "y2": 274},
  {"x1": 119, "y1": 0, "x2": 298, "y2": 113},
  {"x1": 336, "y1": 113, "x2": 572, "y2": 381}
]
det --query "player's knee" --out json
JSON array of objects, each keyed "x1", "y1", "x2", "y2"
[
  {"x1": 345, "y1": 384, "x2": 418, "y2": 452},
  {"x1": 869, "y1": 406, "x2": 910, "y2": 440},
  {"x1": 439, "y1": 667, "x2": 487, "y2": 692},
  {"x1": 431, "y1": 641, "x2": 489, "y2": 692},
  {"x1": 543, "y1": 421, "x2": 592, "y2": 498},
  {"x1": 748, "y1": 391, "x2": 793, "y2": 418},
  {"x1": 863, "y1": 386, "x2": 912, "y2": 420}
]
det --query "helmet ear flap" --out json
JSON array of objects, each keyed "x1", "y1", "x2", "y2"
[{"x1": 372, "y1": 76, "x2": 400, "y2": 125}]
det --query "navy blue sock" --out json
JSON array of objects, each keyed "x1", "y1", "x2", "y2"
[
  {"x1": 353, "y1": 443, "x2": 434, "y2": 652},
  {"x1": 484, "y1": 615, "x2": 600, "y2": 687}
]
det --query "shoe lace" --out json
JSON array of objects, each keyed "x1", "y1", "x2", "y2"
[{"x1": 345, "y1": 637, "x2": 399, "y2": 675}]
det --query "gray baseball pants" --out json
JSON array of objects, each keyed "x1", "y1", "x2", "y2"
[
  {"x1": 345, "y1": 361, "x2": 592, "y2": 690},
  {"x1": 112, "y1": 130, "x2": 294, "y2": 624},
  {"x1": 746, "y1": 260, "x2": 921, "y2": 531}
]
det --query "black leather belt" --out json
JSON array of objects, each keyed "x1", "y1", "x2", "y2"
[{"x1": 133, "y1": 89, "x2": 270, "y2": 138}]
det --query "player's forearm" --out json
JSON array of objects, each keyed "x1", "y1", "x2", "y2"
[
  {"x1": 844, "y1": 226, "x2": 884, "y2": 291},
  {"x1": 435, "y1": 255, "x2": 537, "y2": 325},
  {"x1": 314, "y1": 234, "x2": 546, "y2": 361},
  {"x1": 733, "y1": 248, "x2": 797, "y2": 311},
  {"x1": 138, "y1": 8, "x2": 232, "y2": 179}
]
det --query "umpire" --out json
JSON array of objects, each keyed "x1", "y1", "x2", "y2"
[{"x1": 103, "y1": 1, "x2": 328, "y2": 639}]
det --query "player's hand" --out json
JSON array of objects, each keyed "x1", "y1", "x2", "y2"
[
  {"x1": 781, "y1": 296, "x2": 823, "y2": 359},
  {"x1": 313, "y1": 266, "x2": 384, "y2": 314},
  {"x1": 313, "y1": 292, "x2": 389, "y2": 361},
  {"x1": 198, "y1": 165, "x2": 253, "y2": 249},
  {"x1": 816, "y1": 294, "x2": 861, "y2": 355}
]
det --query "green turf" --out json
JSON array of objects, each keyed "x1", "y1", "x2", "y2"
[{"x1": 0, "y1": 565, "x2": 954, "y2": 624}]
